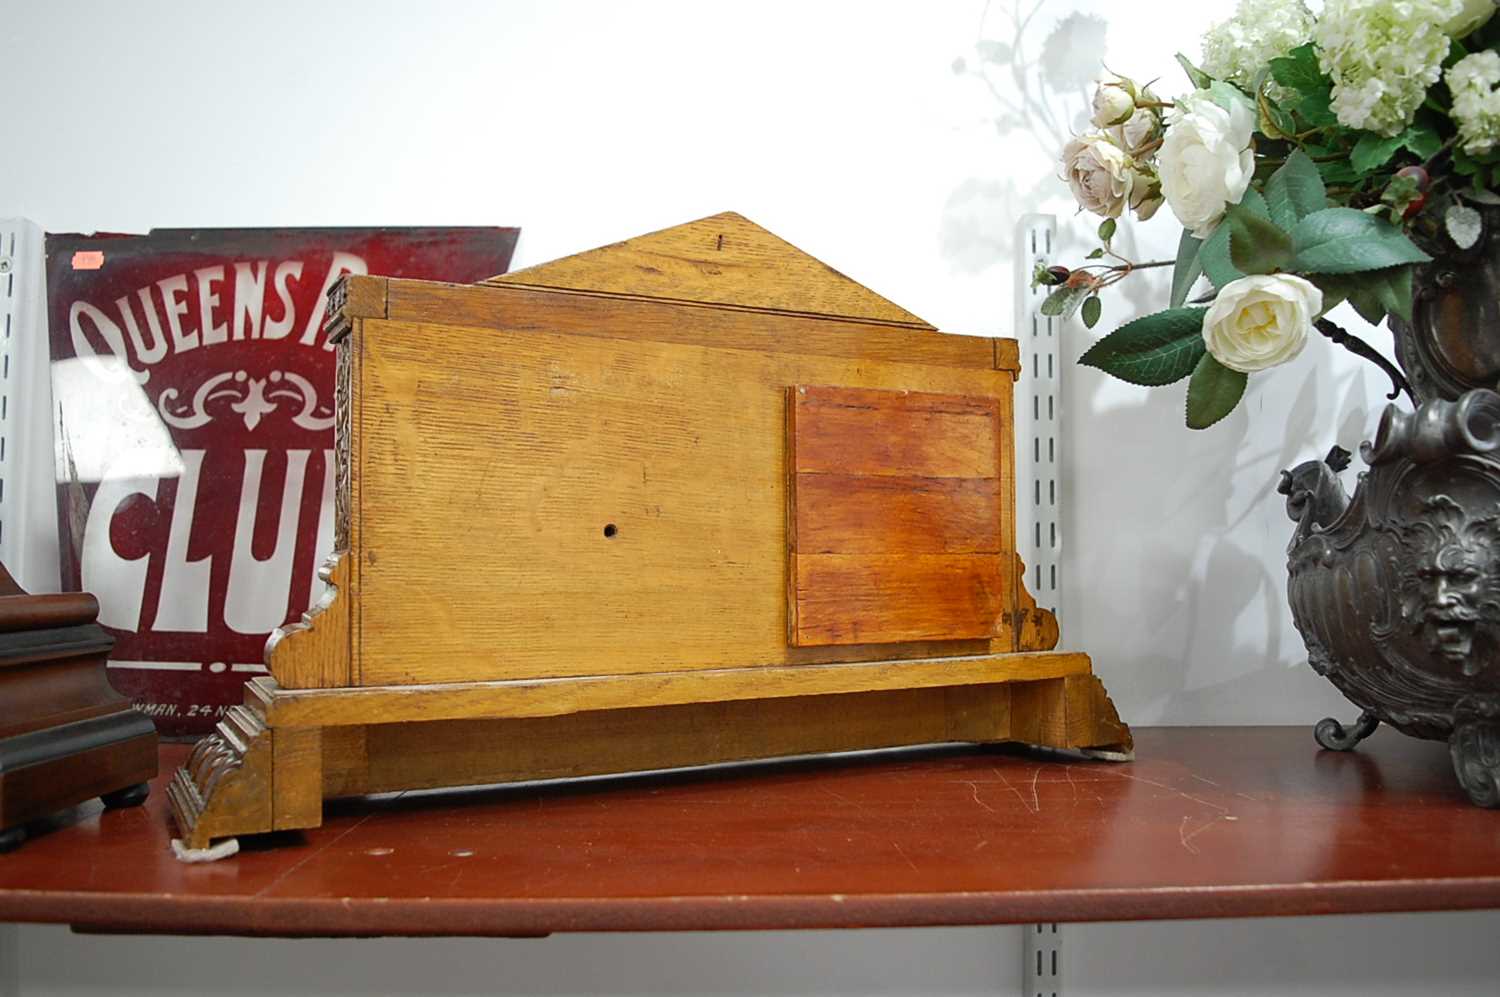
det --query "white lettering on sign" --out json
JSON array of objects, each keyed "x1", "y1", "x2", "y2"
[
  {"x1": 82, "y1": 448, "x2": 337, "y2": 636},
  {"x1": 66, "y1": 255, "x2": 366, "y2": 382}
]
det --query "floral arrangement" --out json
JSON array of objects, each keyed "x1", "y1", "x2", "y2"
[{"x1": 1042, "y1": 0, "x2": 1500, "y2": 428}]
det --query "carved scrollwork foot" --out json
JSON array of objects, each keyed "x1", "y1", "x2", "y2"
[
  {"x1": 1450, "y1": 699, "x2": 1500, "y2": 808},
  {"x1": 167, "y1": 705, "x2": 274, "y2": 849},
  {"x1": 1314, "y1": 711, "x2": 1380, "y2": 751}
]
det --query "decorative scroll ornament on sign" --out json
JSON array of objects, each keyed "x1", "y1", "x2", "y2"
[{"x1": 157, "y1": 370, "x2": 334, "y2": 432}]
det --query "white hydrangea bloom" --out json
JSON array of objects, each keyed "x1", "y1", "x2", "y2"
[
  {"x1": 1200, "y1": 0, "x2": 1315, "y2": 95},
  {"x1": 1448, "y1": 50, "x2": 1500, "y2": 153},
  {"x1": 1315, "y1": 0, "x2": 1462, "y2": 136}
]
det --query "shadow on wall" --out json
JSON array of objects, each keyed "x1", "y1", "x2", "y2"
[
  {"x1": 940, "y1": 3, "x2": 1103, "y2": 274},
  {"x1": 1068, "y1": 343, "x2": 1381, "y2": 724}
]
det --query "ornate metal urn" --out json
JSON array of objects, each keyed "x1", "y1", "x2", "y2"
[{"x1": 1281, "y1": 217, "x2": 1500, "y2": 807}]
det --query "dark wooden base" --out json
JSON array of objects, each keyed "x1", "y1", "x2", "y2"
[
  {"x1": 0, "y1": 711, "x2": 158, "y2": 839},
  {"x1": 170, "y1": 665, "x2": 1132, "y2": 851},
  {"x1": 0, "y1": 565, "x2": 160, "y2": 849}
]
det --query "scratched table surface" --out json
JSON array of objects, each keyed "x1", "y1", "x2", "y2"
[{"x1": 2, "y1": 727, "x2": 1499, "y2": 936}]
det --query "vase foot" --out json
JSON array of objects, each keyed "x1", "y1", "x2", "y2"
[
  {"x1": 1314, "y1": 711, "x2": 1380, "y2": 751},
  {"x1": 1450, "y1": 700, "x2": 1500, "y2": 808}
]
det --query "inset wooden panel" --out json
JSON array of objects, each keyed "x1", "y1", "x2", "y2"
[
  {"x1": 789, "y1": 385, "x2": 1010, "y2": 647},
  {"x1": 792, "y1": 474, "x2": 1001, "y2": 555},
  {"x1": 791, "y1": 386, "x2": 999, "y2": 479},
  {"x1": 794, "y1": 554, "x2": 1006, "y2": 645}
]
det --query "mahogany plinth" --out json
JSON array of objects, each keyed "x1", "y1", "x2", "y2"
[
  {"x1": 0, "y1": 565, "x2": 157, "y2": 851},
  {"x1": 9, "y1": 728, "x2": 1500, "y2": 937},
  {"x1": 171, "y1": 212, "x2": 1128, "y2": 851}
]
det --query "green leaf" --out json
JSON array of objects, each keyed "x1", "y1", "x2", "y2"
[
  {"x1": 1208, "y1": 80, "x2": 1253, "y2": 114},
  {"x1": 1186, "y1": 353, "x2": 1248, "y2": 429},
  {"x1": 1098, "y1": 217, "x2": 1117, "y2": 242},
  {"x1": 1170, "y1": 230, "x2": 1205, "y2": 308},
  {"x1": 1082, "y1": 295, "x2": 1102, "y2": 329},
  {"x1": 1268, "y1": 43, "x2": 1323, "y2": 93},
  {"x1": 1078, "y1": 307, "x2": 1209, "y2": 386},
  {"x1": 1346, "y1": 282, "x2": 1389, "y2": 326},
  {"x1": 1226, "y1": 202, "x2": 1294, "y2": 275},
  {"x1": 1258, "y1": 92, "x2": 1297, "y2": 141},
  {"x1": 1040, "y1": 284, "x2": 1090, "y2": 319},
  {"x1": 1264, "y1": 149, "x2": 1327, "y2": 230},
  {"x1": 1351, "y1": 132, "x2": 1406, "y2": 174},
  {"x1": 1403, "y1": 124, "x2": 1443, "y2": 160},
  {"x1": 1268, "y1": 43, "x2": 1339, "y2": 128},
  {"x1": 1200, "y1": 224, "x2": 1242, "y2": 288},
  {"x1": 1176, "y1": 52, "x2": 1212, "y2": 89},
  {"x1": 1312, "y1": 265, "x2": 1416, "y2": 325},
  {"x1": 1295, "y1": 88, "x2": 1339, "y2": 129},
  {"x1": 1290, "y1": 207, "x2": 1434, "y2": 274},
  {"x1": 1378, "y1": 264, "x2": 1415, "y2": 323},
  {"x1": 1200, "y1": 187, "x2": 1270, "y2": 288},
  {"x1": 1086, "y1": 247, "x2": 1105, "y2": 259}
]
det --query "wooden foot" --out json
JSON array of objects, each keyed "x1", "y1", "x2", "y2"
[
  {"x1": 101, "y1": 781, "x2": 151, "y2": 809},
  {"x1": 169, "y1": 705, "x2": 324, "y2": 850},
  {"x1": 0, "y1": 824, "x2": 26, "y2": 853},
  {"x1": 1010, "y1": 674, "x2": 1133, "y2": 757},
  {"x1": 169, "y1": 706, "x2": 272, "y2": 849}
]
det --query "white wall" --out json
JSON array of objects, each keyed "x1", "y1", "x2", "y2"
[{"x1": 4, "y1": 2, "x2": 1496, "y2": 995}]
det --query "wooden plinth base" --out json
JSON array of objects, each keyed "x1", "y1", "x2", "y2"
[{"x1": 169, "y1": 653, "x2": 1131, "y2": 851}]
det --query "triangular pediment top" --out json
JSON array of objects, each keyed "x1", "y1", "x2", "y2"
[{"x1": 483, "y1": 212, "x2": 934, "y2": 329}]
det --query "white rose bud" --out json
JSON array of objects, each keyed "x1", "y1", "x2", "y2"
[
  {"x1": 1113, "y1": 107, "x2": 1159, "y2": 158},
  {"x1": 1061, "y1": 133, "x2": 1135, "y2": 219},
  {"x1": 1202, "y1": 274, "x2": 1323, "y2": 373},
  {"x1": 1158, "y1": 91, "x2": 1256, "y2": 239},
  {"x1": 1091, "y1": 81, "x2": 1136, "y2": 127},
  {"x1": 1129, "y1": 165, "x2": 1164, "y2": 220}
]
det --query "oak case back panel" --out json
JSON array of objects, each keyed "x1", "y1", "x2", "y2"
[
  {"x1": 788, "y1": 386, "x2": 1011, "y2": 646},
  {"x1": 351, "y1": 304, "x2": 1014, "y2": 686}
]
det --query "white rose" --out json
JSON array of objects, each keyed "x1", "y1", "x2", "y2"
[
  {"x1": 1112, "y1": 107, "x2": 1159, "y2": 157},
  {"x1": 1158, "y1": 91, "x2": 1256, "y2": 239},
  {"x1": 1061, "y1": 133, "x2": 1135, "y2": 219},
  {"x1": 1091, "y1": 82, "x2": 1136, "y2": 127},
  {"x1": 1444, "y1": 0, "x2": 1496, "y2": 37},
  {"x1": 1202, "y1": 274, "x2": 1323, "y2": 373}
]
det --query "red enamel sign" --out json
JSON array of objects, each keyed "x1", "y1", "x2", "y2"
[{"x1": 46, "y1": 227, "x2": 519, "y2": 736}]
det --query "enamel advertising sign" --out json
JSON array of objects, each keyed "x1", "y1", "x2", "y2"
[{"x1": 46, "y1": 227, "x2": 519, "y2": 736}]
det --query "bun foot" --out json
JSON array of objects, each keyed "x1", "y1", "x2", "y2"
[
  {"x1": 0, "y1": 825, "x2": 27, "y2": 853},
  {"x1": 101, "y1": 782, "x2": 151, "y2": 810}
]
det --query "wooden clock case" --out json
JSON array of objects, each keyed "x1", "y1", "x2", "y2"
[
  {"x1": 170, "y1": 213, "x2": 1130, "y2": 849},
  {"x1": 0, "y1": 564, "x2": 157, "y2": 851}
]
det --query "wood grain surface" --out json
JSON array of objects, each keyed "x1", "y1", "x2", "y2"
[
  {"x1": 788, "y1": 386, "x2": 1010, "y2": 646},
  {"x1": 348, "y1": 315, "x2": 1011, "y2": 685},
  {"x1": 9, "y1": 727, "x2": 1500, "y2": 936},
  {"x1": 250, "y1": 652, "x2": 1092, "y2": 727},
  {"x1": 483, "y1": 212, "x2": 934, "y2": 329}
]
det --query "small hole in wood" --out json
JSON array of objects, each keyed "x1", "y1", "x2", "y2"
[{"x1": 603, "y1": 523, "x2": 618, "y2": 538}]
